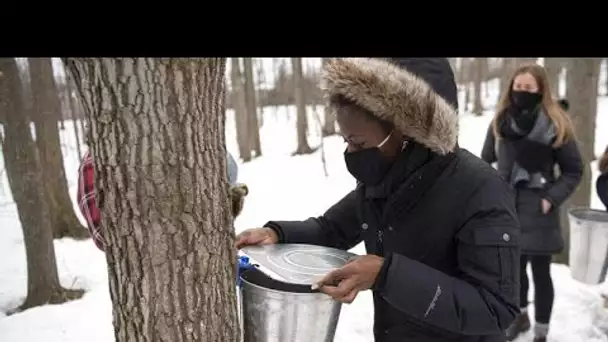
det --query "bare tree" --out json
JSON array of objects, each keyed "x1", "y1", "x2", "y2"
[
  {"x1": 28, "y1": 58, "x2": 88, "y2": 239},
  {"x1": 254, "y1": 58, "x2": 265, "y2": 126},
  {"x1": 231, "y1": 58, "x2": 251, "y2": 162},
  {"x1": 0, "y1": 58, "x2": 83, "y2": 311},
  {"x1": 499, "y1": 58, "x2": 517, "y2": 99},
  {"x1": 63, "y1": 58, "x2": 239, "y2": 342},
  {"x1": 605, "y1": 59, "x2": 608, "y2": 96},
  {"x1": 555, "y1": 58, "x2": 602, "y2": 265},
  {"x1": 515, "y1": 58, "x2": 537, "y2": 67},
  {"x1": 291, "y1": 57, "x2": 313, "y2": 155},
  {"x1": 243, "y1": 58, "x2": 262, "y2": 157},
  {"x1": 472, "y1": 58, "x2": 484, "y2": 115},
  {"x1": 321, "y1": 58, "x2": 337, "y2": 136},
  {"x1": 544, "y1": 58, "x2": 562, "y2": 96}
]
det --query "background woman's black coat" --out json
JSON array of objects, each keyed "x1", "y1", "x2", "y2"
[
  {"x1": 265, "y1": 58, "x2": 521, "y2": 342},
  {"x1": 481, "y1": 123, "x2": 583, "y2": 255}
]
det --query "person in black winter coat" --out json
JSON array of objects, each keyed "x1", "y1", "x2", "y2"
[
  {"x1": 237, "y1": 58, "x2": 520, "y2": 342},
  {"x1": 598, "y1": 146, "x2": 608, "y2": 210},
  {"x1": 481, "y1": 63, "x2": 584, "y2": 342}
]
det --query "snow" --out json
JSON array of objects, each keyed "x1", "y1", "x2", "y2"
[{"x1": 1, "y1": 71, "x2": 608, "y2": 342}]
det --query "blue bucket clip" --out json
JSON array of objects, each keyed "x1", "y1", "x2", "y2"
[{"x1": 237, "y1": 255, "x2": 255, "y2": 286}]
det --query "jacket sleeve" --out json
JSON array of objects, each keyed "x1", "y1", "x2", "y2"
[
  {"x1": 373, "y1": 175, "x2": 520, "y2": 336},
  {"x1": 544, "y1": 139, "x2": 584, "y2": 207},
  {"x1": 264, "y1": 190, "x2": 362, "y2": 250},
  {"x1": 481, "y1": 124, "x2": 497, "y2": 164},
  {"x1": 77, "y1": 152, "x2": 105, "y2": 251}
]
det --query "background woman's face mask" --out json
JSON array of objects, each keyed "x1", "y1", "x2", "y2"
[
  {"x1": 344, "y1": 131, "x2": 393, "y2": 185},
  {"x1": 511, "y1": 90, "x2": 542, "y2": 111}
]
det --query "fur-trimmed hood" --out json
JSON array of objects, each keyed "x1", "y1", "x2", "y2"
[{"x1": 320, "y1": 58, "x2": 459, "y2": 155}]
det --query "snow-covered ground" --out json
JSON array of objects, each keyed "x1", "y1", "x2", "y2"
[{"x1": 1, "y1": 76, "x2": 608, "y2": 341}]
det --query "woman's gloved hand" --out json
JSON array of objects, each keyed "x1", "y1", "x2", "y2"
[{"x1": 230, "y1": 183, "x2": 249, "y2": 219}]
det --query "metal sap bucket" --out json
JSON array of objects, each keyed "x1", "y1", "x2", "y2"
[
  {"x1": 568, "y1": 207, "x2": 608, "y2": 285},
  {"x1": 238, "y1": 244, "x2": 357, "y2": 342}
]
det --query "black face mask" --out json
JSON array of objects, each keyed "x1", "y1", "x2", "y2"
[
  {"x1": 344, "y1": 132, "x2": 394, "y2": 185},
  {"x1": 511, "y1": 90, "x2": 542, "y2": 111}
]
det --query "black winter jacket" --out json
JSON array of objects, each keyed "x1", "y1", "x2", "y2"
[
  {"x1": 481, "y1": 114, "x2": 583, "y2": 255},
  {"x1": 267, "y1": 147, "x2": 520, "y2": 341}
]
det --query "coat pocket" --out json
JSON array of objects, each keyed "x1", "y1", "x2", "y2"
[{"x1": 467, "y1": 225, "x2": 520, "y2": 297}]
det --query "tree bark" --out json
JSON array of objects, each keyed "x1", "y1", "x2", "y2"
[
  {"x1": 28, "y1": 58, "x2": 88, "y2": 239},
  {"x1": 321, "y1": 58, "x2": 337, "y2": 136},
  {"x1": 291, "y1": 57, "x2": 313, "y2": 155},
  {"x1": 472, "y1": 58, "x2": 484, "y2": 116},
  {"x1": 243, "y1": 58, "x2": 262, "y2": 157},
  {"x1": 231, "y1": 58, "x2": 251, "y2": 162},
  {"x1": 63, "y1": 58, "x2": 239, "y2": 342},
  {"x1": 544, "y1": 58, "x2": 562, "y2": 97},
  {"x1": 0, "y1": 58, "x2": 83, "y2": 311},
  {"x1": 555, "y1": 58, "x2": 602, "y2": 265}
]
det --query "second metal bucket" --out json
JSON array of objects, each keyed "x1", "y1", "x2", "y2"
[{"x1": 568, "y1": 207, "x2": 608, "y2": 285}]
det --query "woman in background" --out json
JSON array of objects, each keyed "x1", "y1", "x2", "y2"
[{"x1": 481, "y1": 64, "x2": 583, "y2": 342}]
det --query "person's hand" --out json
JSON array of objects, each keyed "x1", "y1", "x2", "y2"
[
  {"x1": 541, "y1": 198, "x2": 552, "y2": 214},
  {"x1": 236, "y1": 227, "x2": 278, "y2": 249},
  {"x1": 311, "y1": 255, "x2": 384, "y2": 304}
]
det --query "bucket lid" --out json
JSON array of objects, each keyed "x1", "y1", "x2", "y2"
[
  {"x1": 240, "y1": 244, "x2": 358, "y2": 286},
  {"x1": 568, "y1": 207, "x2": 608, "y2": 223}
]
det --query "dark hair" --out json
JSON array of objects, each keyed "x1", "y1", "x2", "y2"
[{"x1": 329, "y1": 94, "x2": 394, "y2": 133}]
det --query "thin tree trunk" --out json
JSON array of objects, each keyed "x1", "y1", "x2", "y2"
[
  {"x1": 544, "y1": 58, "x2": 562, "y2": 97},
  {"x1": 321, "y1": 58, "x2": 337, "y2": 136},
  {"x1": 481, "y1": 58, "x2": 490, "y2": 99},
  {"x1": 63, "y1": 58, "x2": 239, "y2": 342},
  {"x1": 66, "y1": 76, "x2": 83, "y2": 159},
  {"x1": 472, "y1": 58, "x2": 484, "y2": 116},
  {"x1": 291, "y1": 57, "x2": 313, "y2": 155},
  {"x1": 28, "y1": 58, "x2": 88, "y2": 239},
  {"x1": 499, "y1": 58, "x2": 517, "y2": 99},
  {"x1": 254, "y1": 58, "x2": 265, "y2": 126},
  {"x1": 605, "y1": 59, "x2": 608, "y2": 96},
  {"x1": 231, "y1": 58, "x2": 251, "y2": 162},
  {"x1": 555, "y1": 58, "x2": 602, "y2": 265},
  {"x1": 517, "y1": 57, "x2": 537, "y2": 66},
  {"x1": 243, "y1": 58, "x2": 262, "y2": 157},
  {"x1": 0, "y1": 58, "x2": 83, "y2": 312}
]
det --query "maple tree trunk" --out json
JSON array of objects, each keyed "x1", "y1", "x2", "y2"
[
  {"x1": 544, "y1": 58, "x2": 562, "y2": 96},
  {"x1": 499, "y1": 58, "x2": 517, "y2": 98},
  {"x1": 63, "y1": 58, "x2": 239, "y2": 342},
  {"x1": 291, "y1": 57, "x2": 313, "y2": 155},
  {"x1": 28, "y1": 58, "x2": 88, "y2": 239},
  {"x1": 321, "y1": 58, "x2": 337, "y2": 136},
  {"x1": 243, "y1": 57, "x2": 262, "y2": 157},
  {"x1": 555, "y1": 58, "x2": 602, "y2": 265},
  {"x1": 0, "y1": 58, "x2": 83, "y2": 312},
  {"x1": 472, "y1": 58, "x2": 484, "y2": 115},
  {"x1": 231, "y1": 58, "x2": 251, "y2": 162}
]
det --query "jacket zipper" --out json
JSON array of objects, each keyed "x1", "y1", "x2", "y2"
[{"x1": 377, "y1": 230, "x2": 384, "y2": 255}]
